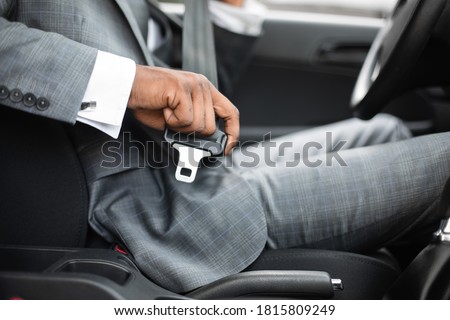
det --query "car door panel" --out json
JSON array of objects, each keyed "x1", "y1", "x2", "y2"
[{"x1": 232, "y1": 11, "x2": 383, "y2": 140}]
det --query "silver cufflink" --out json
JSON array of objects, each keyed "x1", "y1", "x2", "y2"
[{"x1": 80, "y1": 101, "x2": 97, "y2": 111}]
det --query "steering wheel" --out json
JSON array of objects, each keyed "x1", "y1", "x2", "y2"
[{"x1": 351, "y1": 0, "x2": 447, "y2": 119}]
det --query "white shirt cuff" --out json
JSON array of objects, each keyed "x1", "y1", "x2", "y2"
[
  {"x1": 209, "y1": 0, "x2": 267, "y2": 36},
  {"x1": 77, "y1": 50, "x2": 136, "y2": 138}
]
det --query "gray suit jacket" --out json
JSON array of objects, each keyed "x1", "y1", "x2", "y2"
[{"x1": 0, "y1": 0, "x2": 267, "y2": 293}]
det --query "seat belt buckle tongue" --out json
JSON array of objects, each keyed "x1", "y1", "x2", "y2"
[
  {"x1": 165, "y1": 128, "x2": 228, "y2": 183},
  {"x1": 173, "y1": 144, "x2": 211, "y2": 183}
]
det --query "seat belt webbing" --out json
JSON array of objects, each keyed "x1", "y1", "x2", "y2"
[{"x1": 182, "y1": 0, "x2": 218, "y2": 88}]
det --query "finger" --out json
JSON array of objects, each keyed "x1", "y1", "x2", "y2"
[
  {"x1": 201, "y1": 80, "x2": 216, "y2": 137},
  {"x1": 188, "y1": 75, "x2": 206, "y2": 133},
  {"x1": 163, "y1": 91, "x2": 194, "y2": 129},
  {"x1": 210, "y1": 84, "x2": 240, "y2": 155}
]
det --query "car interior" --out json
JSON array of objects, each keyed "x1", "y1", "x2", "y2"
[{"x1": 1, "y1": 0, "x2": 450, "y2": 300}]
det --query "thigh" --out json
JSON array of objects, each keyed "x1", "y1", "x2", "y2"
[
  {"x1": 240, "y1": 132, "x2": 450, "y2": 253},
  {"x1": 230, "y1": 114, "x2": 411, "y2": 170}
]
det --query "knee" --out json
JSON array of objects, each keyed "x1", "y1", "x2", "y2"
[{"x1": 373, "y1": 114, "x2": 412, "y2": 141}]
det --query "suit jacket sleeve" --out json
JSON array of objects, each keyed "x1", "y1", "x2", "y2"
[{"x1": 0, "y1": 1, "x2": 98, "y2": 124}]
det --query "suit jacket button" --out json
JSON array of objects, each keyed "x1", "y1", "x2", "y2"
[
  {"x1": 10, "y1": 89, "x2": 23, "y2": 103},
  {"x1": 36, "y1": 97, "x2": 50, "y2": 111},
  {"x1": 23, "y1": 93, "x2": 37, "y2": 107},
  {"x1": 0, "y1": 86, "x2": 9, "y2": 99}
]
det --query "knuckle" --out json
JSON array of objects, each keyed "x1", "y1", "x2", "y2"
[
  {"x1": 180, "y1": 80, "x2": 191, "y2": 93},
  {"x1": 187, "y1": 72, "x2": 198, "y2": 81},
  {"x1": 204, "y1": 125, "x2": 216, "y2": 136},
  {"x1": 195, "y1": 74, "x2": 208, "y2": 89},
  {"x1": 182, "y1": 118, "x2": 194, "y2": 127},
  {"x1": 175, "y1": 75, "x2": 192, "y2": 92},
  {"x1": 196, "y1": 124, "x2": 206, "y2": 133},
  {"x1": 198, "y1": 74, "x2": 208, "y2": 83}
]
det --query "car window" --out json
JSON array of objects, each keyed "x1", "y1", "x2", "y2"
[
  {"x1": 161, "y1": 0, "x2": 397, "y2": 18},
  {"x1": 259, "y1": 0, "x2": 397, "y2": 18}
]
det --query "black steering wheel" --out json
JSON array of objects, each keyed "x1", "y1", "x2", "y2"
[{"x1": 351, "y1": 0, "x2": 447, "y2": 119}]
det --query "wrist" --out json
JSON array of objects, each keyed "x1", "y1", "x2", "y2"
[{"x1": 128, "y1": 64, "x2": 145, "y2": 110}]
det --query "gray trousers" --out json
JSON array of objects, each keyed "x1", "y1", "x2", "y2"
[
  {"x1": 231, "y1": 114, "x2": 449, "y2": 252},
  {"x1": 81, "y1": 113, "x2": 450, "y2": 292}
]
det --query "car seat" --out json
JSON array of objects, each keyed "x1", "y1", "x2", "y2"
[{"x1": 0, "y1": 106, "x2": 401, "y2": 299}]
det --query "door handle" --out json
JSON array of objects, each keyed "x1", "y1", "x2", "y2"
[{"x1": 317, "y1": 42, "x2": 371, "y2": 68}]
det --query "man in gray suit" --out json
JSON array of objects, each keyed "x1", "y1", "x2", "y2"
[{"x1": 1, "y1": 0, "x2": 450, "y2": 293}]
